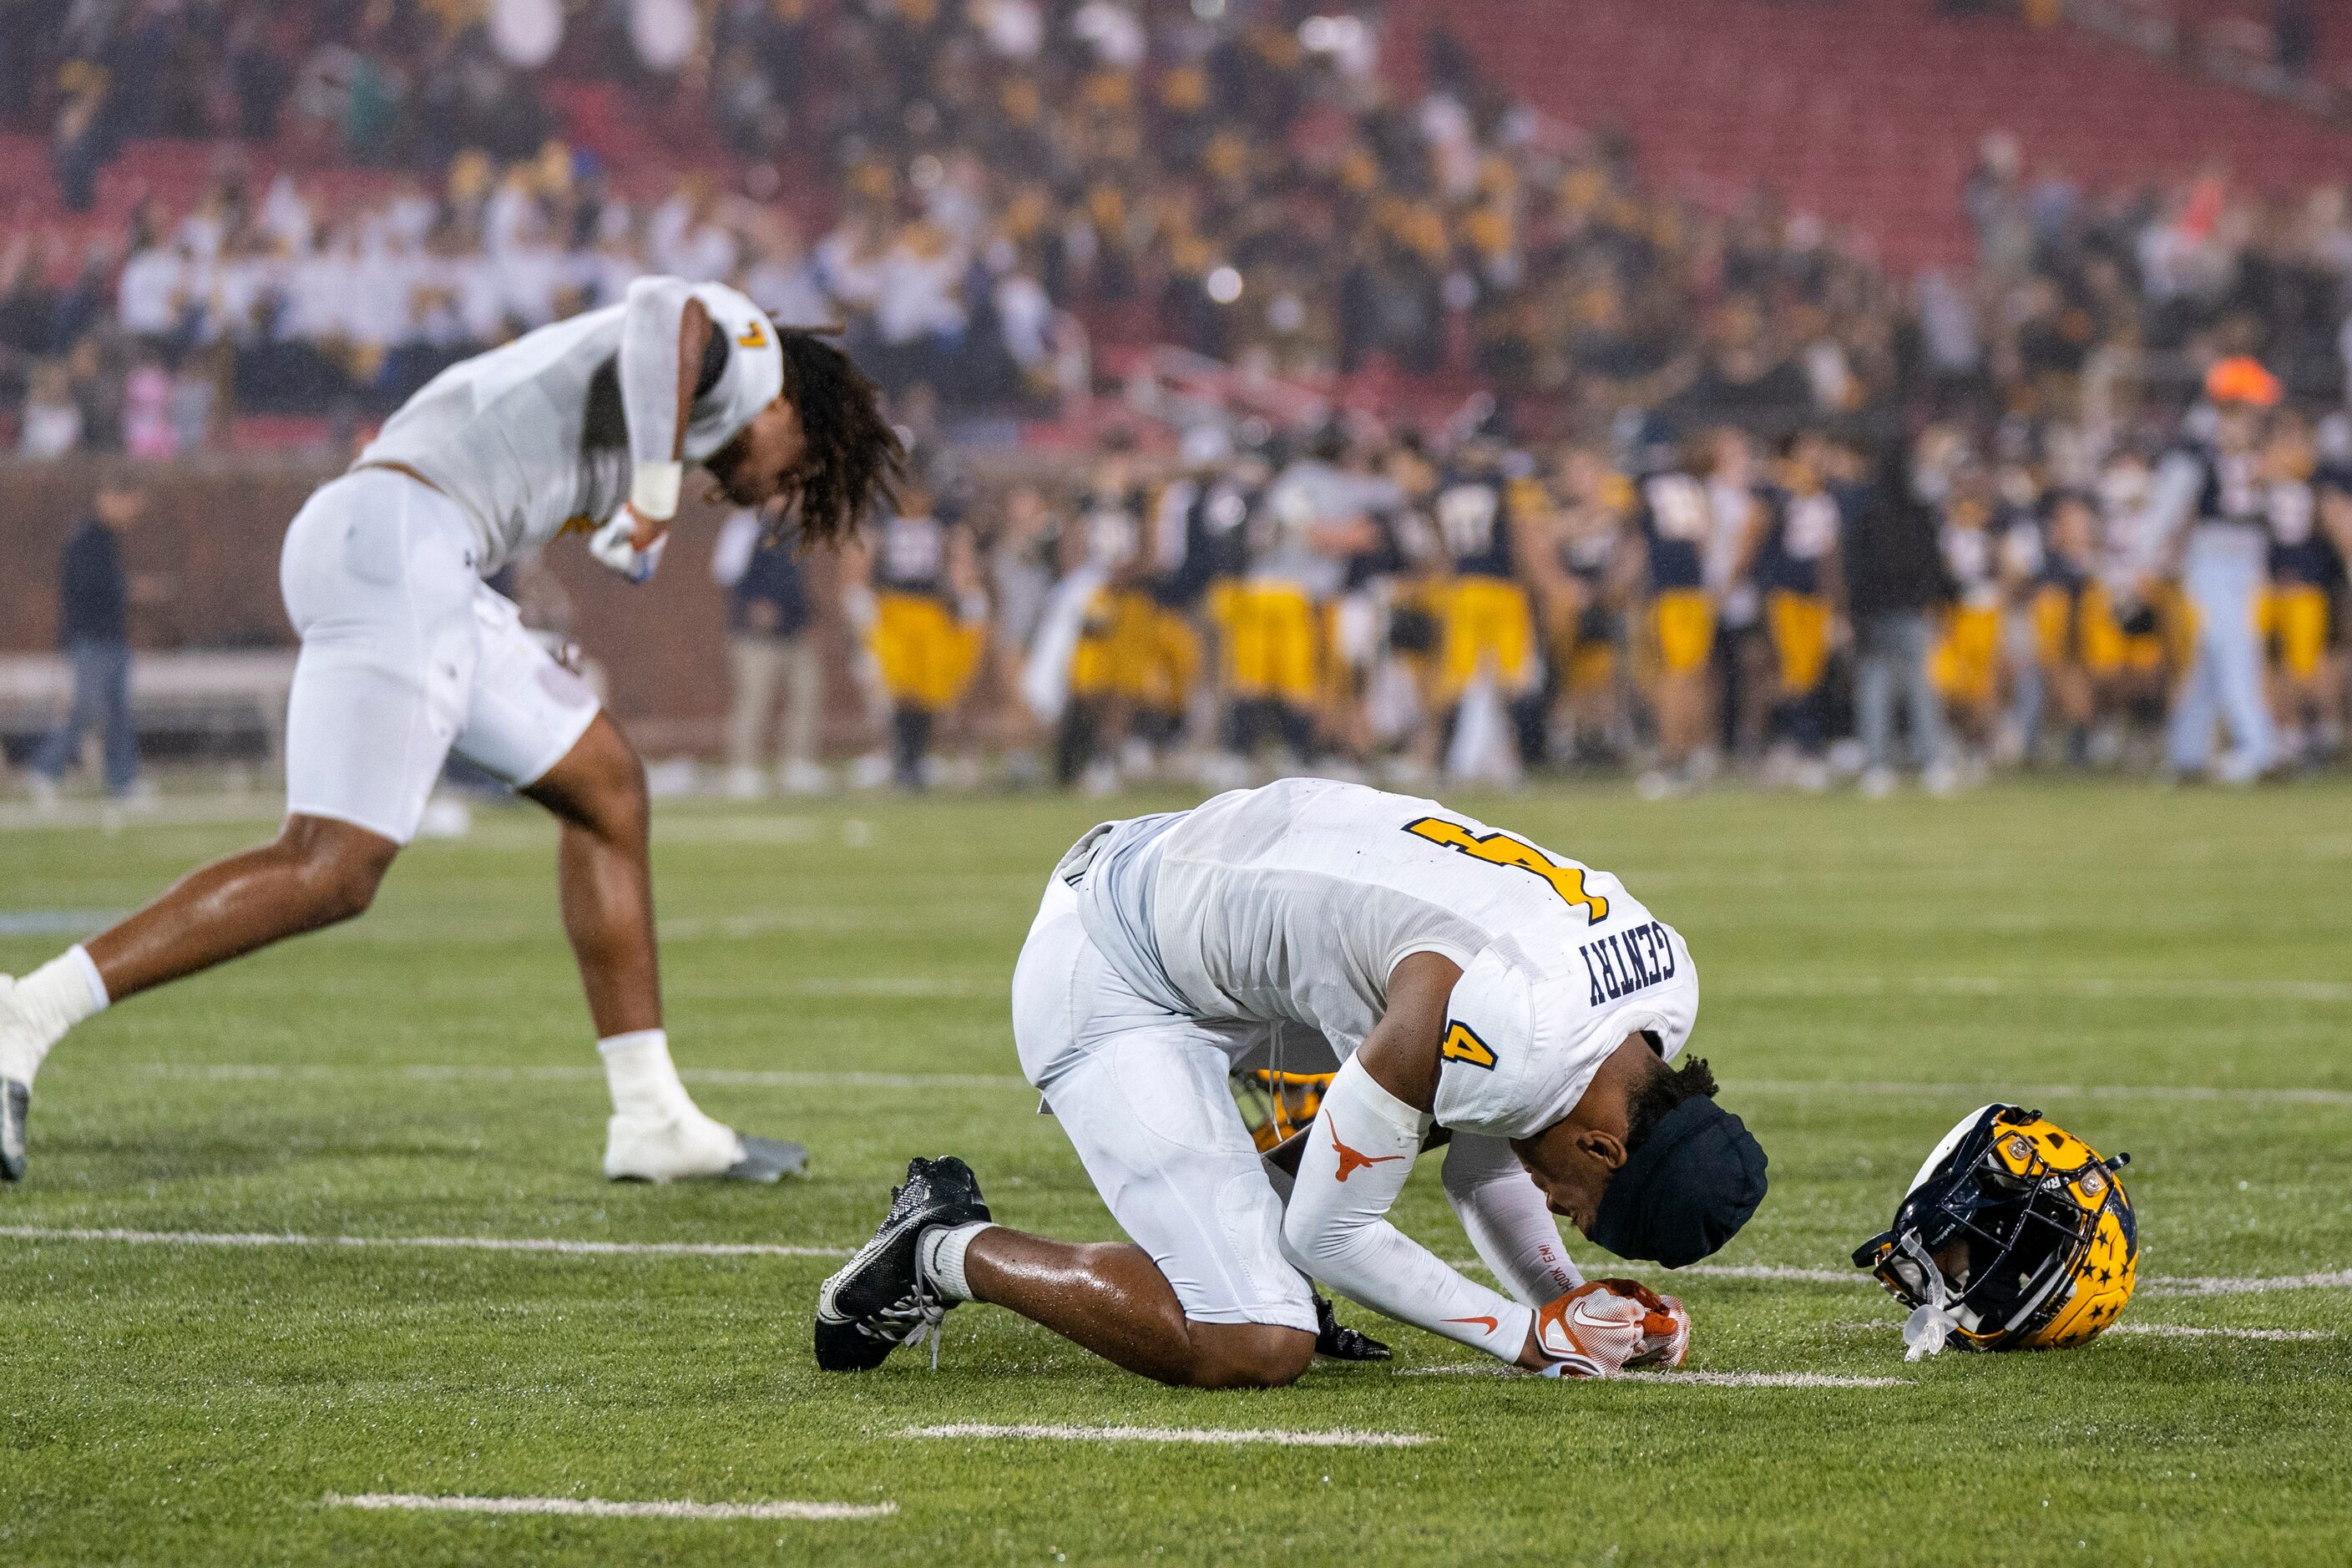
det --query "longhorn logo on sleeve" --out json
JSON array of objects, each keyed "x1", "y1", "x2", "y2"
[{"x1": 1328, "y1": 1120, "x2": 1407, "y2": 1182}]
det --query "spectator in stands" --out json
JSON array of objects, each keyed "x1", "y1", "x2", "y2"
[
  {"x1": 28, "y1": 478, "x2": 148, "y2": 805},
  {"x1": 49, "y1": 81, "x2": 106, "y2": 215},
  {"x1": 712, "y1": 508, "x2": 829, "y2": 800},
  {"x1": 18, "y1": 361, "x2": 82, "y2": 458}
]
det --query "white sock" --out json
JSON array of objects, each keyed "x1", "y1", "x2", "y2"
[
  {"x1": 918, "y1": 1221, "x2": 995, "y2": 1303},
  {"x1": 2, "y1": 946, "x2": 109, "y2": 1085},
  {"x1": 598, "y1": 1029, "x2": 698, "y2": 1122}
]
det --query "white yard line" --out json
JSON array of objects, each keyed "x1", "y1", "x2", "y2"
[
  {"x1": 1673, "y1": 1262, "x2": 1860, "y2": 1285},
  {"x1": 324, "y1": 1492, "x2": 894, "y2": 1521},
  {"x1": 1396, "y1": 1366, "x2": 1913, "y2": 1387},
  {"x1": 1720, "y1": 975, "x2": 2352, "y2": 1004},
  {"x1": 2106, "y1": 1323, "x2": 2337, "y2": 1341},
  {"x1": 0, "y1": 909, "x2": 125, "y2": 936},
  {"x1": 104, "y1": 1060, "x2": 2349, "y2": 1105},
  {"x1": 899, "y1": 1424, "x2": 1432, "y2": 1449},
  {"x1": 0, "y1": 1226, "x2": 847, "y2": 1259},
  {"x1": 9, "y1": 1224, "x2": 2348, "y2": 1300},
  {"x1": 118, "y1": 1062, "x2": 1034, "y2": 1090},
  {"x1": 2142, "y1": 1269, "x2": 2352, "y2": 1297},
  {"x1": 1741, "y1": 1079, "x2": 2352, "y2": 1107},
  {"x1": 1631, "y1": 1369, "x2": 1914, "y2": 1388}
]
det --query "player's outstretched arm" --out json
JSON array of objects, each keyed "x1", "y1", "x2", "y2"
[
  {"x1": 1279, "y1": 1054, "x2": 1543, "y2": 1367},
  {"x1": 1441, "y1": 1133, "x2": 1583, "y2": 1307}
]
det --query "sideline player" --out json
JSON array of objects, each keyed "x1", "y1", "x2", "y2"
[
  {"x1": 815, "y1": 778, "x2": 1767, "y2": 1386},
  {"x1": 0, "y1": 277, "x2": 903, "y2": 1185}
]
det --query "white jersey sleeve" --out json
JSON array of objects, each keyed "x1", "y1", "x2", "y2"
[
  {"x1": 1280, "y1": 1057, "x2": 1534, "y2": 1363},
  {"x1": 1441, "y1": 1132, "x2": 1583, "y2": 1307}
]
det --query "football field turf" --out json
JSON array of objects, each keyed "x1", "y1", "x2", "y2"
[{"x1": 4, "y1": 778, "x2": 2349, "y2": 1565}]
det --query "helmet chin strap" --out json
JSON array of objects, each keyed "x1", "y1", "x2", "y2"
[{"x1": 1899, "y1": 1233, "x2": 1960, "y2": 1361}]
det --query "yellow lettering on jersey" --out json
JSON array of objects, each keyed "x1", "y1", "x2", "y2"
[
  {"x1": 1403, "y1": 817, "x2": 1611, "y2": 923},
  {"x1": 737, "y1": 320, "x2": 769, "y2": 349},
  {"x1": 1439, "y1": 1020, "x2": 1498, "y2": 1070}
]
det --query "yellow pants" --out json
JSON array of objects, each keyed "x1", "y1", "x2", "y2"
[
  {"x1": 1560, "y1": 640, "x2": 1616, "y2": 693},
  {"x1": 1931, "y1": 605, "x2": 2002, "y2": 703},
  {"x1": 1650, "y1": 589, "x2": 1715, "y2": 676},
  {"x1": 1767, "y1": 592, "x2": 1831, "y2": 695},
  {"x1": 2263, "y1": 584, "x2": 2330, "y2": 680},
  {"x1": 872, "y1": 594, "x2": 983, "y2": 710},
  {"x1": 1438, "y1": 576, "x2": 1536, "y2": 701},
  {"x1": 1074, "y1": 592, "x2": 1200, "y2": 707},
  {"x1": 2034, "y1": 584, "x2": 2136, "y2": 674},
  {"x1": 1212, "y1": 582, "x2": 1321, "y2": 704}
]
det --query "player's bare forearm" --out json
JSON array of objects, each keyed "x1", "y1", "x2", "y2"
[{"x1": 1350, "y1": 950, "x2": 1464, "y2": 1112}]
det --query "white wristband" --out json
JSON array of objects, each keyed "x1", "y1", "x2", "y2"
[{"x1": 630, "y1": 460, "x2": 685, "y2": 523}]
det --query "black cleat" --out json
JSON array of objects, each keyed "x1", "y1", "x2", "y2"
[
  {"x1": 1314, "y1": 1292, "x2": 1391, "y2": 1361},
  {"x1": 0, "y1": 1078, "x2": 23, "y2": 1182},
  {"x1": 814, "y1": 1156, "x2": 991, "y2": 1372}
]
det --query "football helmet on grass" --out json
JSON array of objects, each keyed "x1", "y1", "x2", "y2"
[{"x1": 1854, "y1": 1105, "x2": 2136, "y2": 1358}]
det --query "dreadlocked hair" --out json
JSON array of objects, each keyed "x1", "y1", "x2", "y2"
[
  {"x1": 1623, "y1": 1054, "x2": 1719, "y2": 1157},
  {"x1": 773, "y1": 328, "x2": 903, "y2": 546}
]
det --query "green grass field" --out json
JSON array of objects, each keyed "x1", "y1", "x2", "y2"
[{"x1": 4, "y1": 778, "x2": 2350, "y2": 1565}]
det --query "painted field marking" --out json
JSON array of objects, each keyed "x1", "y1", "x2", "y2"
[
  {"x1": 324, "y1": 1492, "x2": 894, "y2": 1521},
  {"x1": 2142, "y1": 1268, "x2": 2352, "y2": 1297},
  {"x1": 1396, "y1": 1366, "x2": 1913, "y2": 1388},
  {"x1": 0, "y1": 910, "x2": 124, "y2": 937},
  {"x1": 0, "y1": 1227, "x2": 848, "y2": 1259},
  {"x1": 9, "y1": 1225, "x2": 2349, "y2": 1300},
  {"x1": 1451, "y1": 1256, "x2": 2352, "y2": 1298},
  {"x1": 2106, "y1": 1323, "x2": 2337, "y2": 1342},
  {"x1": 898, "y1": 1424, "x2": 1431, "y2": 1449},
  {"x1": 1631, "y1": 1370, "x2": 1914, "y2": 1388},
  {"x1": 107, "y1": 1061, "x2": 2351, "y2": 1105},
  {"x1": 1673, "y1": 1262, "x2": 1859, "y2": 1285},
  {"x1": 121, "y1": 1063, "x2": 1034, "y2": 1090},
  {"x1": 1720, "y1": 975, "x2": 2352, "y2": 1004},
  {"x1": 1741, "y1": 1079, "x2": 2352, "y2": 1108}
]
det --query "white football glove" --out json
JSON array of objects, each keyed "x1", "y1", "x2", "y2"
[
  {"x1": 589, "y1": 512, "x2": 669, "y2": 584},
  {"x1": 1532, "y1": 1279, "x2": 1692, "y2": 1378}
]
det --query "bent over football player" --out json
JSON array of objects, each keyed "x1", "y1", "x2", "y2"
[
  {"x1": 0, "y1": 277, "x2": 903, "y2": 1185},
  {"x1": 817, "y1": 778, "x2": 1768, "y2": 1386}
]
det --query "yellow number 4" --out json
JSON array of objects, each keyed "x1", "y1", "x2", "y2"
[
  {"x1": 1404, "y1": 817, "x2": 1611, "y2": 923},
  {"x1": 1439, "y1": 1021, "x2": 1498, "y2": 1070}
]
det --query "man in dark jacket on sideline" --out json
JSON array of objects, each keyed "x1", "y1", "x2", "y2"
[
  {"x1": 1842, "y1": 448, "x2": 1957, "y2": 796},
  {"x1": 30, "y1": 479, "x2": 147, "y2": 804}
]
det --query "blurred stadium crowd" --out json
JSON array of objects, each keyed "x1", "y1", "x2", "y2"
[{"x1": 7, "y1": 0, "x2": 2352, "y2": 797}]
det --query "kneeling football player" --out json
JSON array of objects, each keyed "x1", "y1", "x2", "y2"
[{"x1": 815, "y1": 778, "x2": 1768, "y2": 1386}]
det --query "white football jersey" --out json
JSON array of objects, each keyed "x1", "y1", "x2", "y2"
[
  {"x1": 357, "y1": 280, "x2": 782, "y2": 578},
  {"x1": 1070, "y1": 779, "x2": 1697, "y2": 1139}
]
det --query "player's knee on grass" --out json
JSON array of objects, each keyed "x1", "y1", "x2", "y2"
[{"x1": 1182, "y1": 1322, "x2": 1316, "y2": 1390}]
